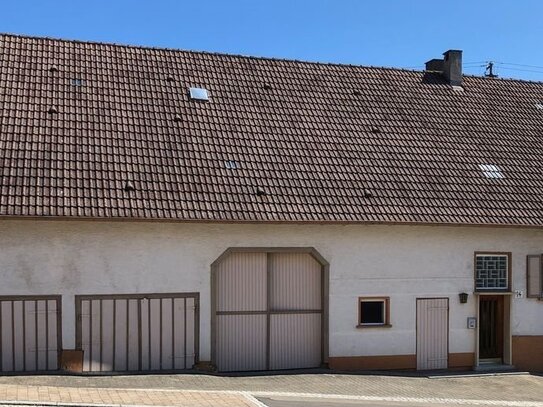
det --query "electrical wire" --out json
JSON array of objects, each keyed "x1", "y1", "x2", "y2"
[
  {"x1": 498, "y1": 66, "x2": 543, "y2": 74},
  {"x1": 496, "y1": 62, "x2": 543, "y2": 70}
]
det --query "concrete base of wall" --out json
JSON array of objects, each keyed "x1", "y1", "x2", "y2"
[
  {"x1": 512, "y1": 336, "x2": 543, "y2": 372},
  {"x1": 329, "y1": 353, "x2": 475, "y2": 371}
]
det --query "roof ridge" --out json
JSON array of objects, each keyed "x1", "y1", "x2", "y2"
[
  {"x1": 0, "y1": 31, "x2": 428, "y2": 74},
  {"x1": 4, "y1": 32, "x2": 543, "y2": 84}
]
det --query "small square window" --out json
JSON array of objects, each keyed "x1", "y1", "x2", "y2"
[
  {"x1": 358, "y1": 297, "x2": 390, "y2": 327},
  {"x1": 475, "y1": 253, "x2": 510, "y2": 291}
]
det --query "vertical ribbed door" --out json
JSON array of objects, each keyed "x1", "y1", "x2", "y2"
[
  {"x1": 416, "y1": 298, "x2": 448, "y2": 370},
  {"x1": 215, "y1": 251, "x2": 323, "y2": 372}
]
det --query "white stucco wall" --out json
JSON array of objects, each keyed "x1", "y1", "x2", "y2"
[{"x1": 1, "y1": 220, "x2": 542, "y2": 361}]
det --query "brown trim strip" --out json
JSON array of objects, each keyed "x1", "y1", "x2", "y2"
[
  {"x1": 216, "y1": 309, "x2": 323, "y2": 316},
  {"x1": 329, "y1": 355, "x2": 416, "y2": 371}
]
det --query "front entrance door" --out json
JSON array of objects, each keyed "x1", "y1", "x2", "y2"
[{"x1": 479, "y1": 296, "x2": 504, "y2": 360}]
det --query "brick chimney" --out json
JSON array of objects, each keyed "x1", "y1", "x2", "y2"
[{"x1": 425, "y1": 50, "x2": 463, "y2": 86}]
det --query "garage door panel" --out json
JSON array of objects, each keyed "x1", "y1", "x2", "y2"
[
  {"x1": 1, "y1": 302, "x2": 14, "y2": 371},
  {"x1": 185, "y1": 297, "x2": 196, "y2": 368},
  {"x1": 47, "y1": 300, "x2": 58, "y2": 370},
  {"x1": 149, "y1": 298, "x2": 161, "y2": 371},
  {"x1": 216, "y1": 314, "x2": 266, "y2": 372},
  {"x1": 127, "y1": 299, "x2": 139, "y2": 371},
  {"x1": 114, "y1": 299, "x2": 128, "y2": 371},
  {"x1": 216, "y1": 252, "x2": 267, "y2": 312},
  {"x1": 270, "y1": 253, "x2": 322, "y2": 311},
  {"x1": 36, "y1": 300, "x2": 47, "y2": 371},
  {"x1": 0, "y1": 296, "x2": 61, "y2": 373},
  {"x1": 160, "y1": 298, "x2": 173, "y2": 370},
  {"x1": 90, "y1": 300, "x2": 102, "y2": 372},
  {"x1": 100, "y1": 300, "x2": 114, "y2": 372},
  {"x1": 13, "y1": 301, "x2": 25, "y2": 371},
  {"x1": 140, "y1": 299, "x2": 150, "y2": 370},
  {"x1": 24, "y1": 301, "x2": 37, "y2": 371},
  {"x1": 172, "y1": 298, "x2": 185, "y2": 369},
  {"x1": 77, "y1": 293, "x2": 198, "y2": 373},
  {"x1": 270, "y1": 313, "x2": 322, "y2": 370}
]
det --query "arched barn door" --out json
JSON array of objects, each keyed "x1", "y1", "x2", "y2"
[{"x1": 212, "y1": 249, "x2": 328, "y2": 372}]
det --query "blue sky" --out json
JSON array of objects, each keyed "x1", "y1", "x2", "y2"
[{"x1": 2, "y1": 0, "x2": 543, "y2": 81}]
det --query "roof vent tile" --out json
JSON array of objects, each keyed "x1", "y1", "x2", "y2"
[{"x1": 124, "y1": 181, "x2": 135, "y2": 192}]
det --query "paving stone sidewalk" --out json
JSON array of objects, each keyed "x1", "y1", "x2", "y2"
[{"x1": 0, "y1": 371, "x2": 542, "y2": 406}]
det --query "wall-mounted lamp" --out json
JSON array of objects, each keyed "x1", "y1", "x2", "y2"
[{"x1": 459, "y1": 292, "x2": 469, "y2": 304}]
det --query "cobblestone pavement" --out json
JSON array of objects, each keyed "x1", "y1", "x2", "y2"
[{"x1": 0, "y1": 371, "x2": 541, "y2": 406}]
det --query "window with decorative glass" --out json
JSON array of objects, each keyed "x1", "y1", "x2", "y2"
[{"x1": 474, "y1": 253, "x2": 510, "y2": 291}]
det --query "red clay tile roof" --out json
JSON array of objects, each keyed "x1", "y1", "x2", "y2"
[{"x1": 1, "y1": 33, "x2": 543, "y2": 226}]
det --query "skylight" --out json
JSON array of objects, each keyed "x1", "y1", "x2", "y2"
[
  {"x1": 189, "y1": 87, "x2": 209, "y2": 101},
  {"x1": 479, "y1": 164, "x2": 504, "y2": 179}
]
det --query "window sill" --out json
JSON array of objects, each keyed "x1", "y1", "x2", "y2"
[{"x1": 356, "y1": 324, "x2": 392, "y2": 329}]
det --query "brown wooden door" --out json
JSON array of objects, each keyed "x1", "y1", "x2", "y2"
[{"x1": 479, "y1": 296, "x2": 504, "y2": 359}]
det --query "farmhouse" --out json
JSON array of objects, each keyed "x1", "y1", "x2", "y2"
[{"x1": 0, "y1": 34, "x2": 543, "y2": 374}]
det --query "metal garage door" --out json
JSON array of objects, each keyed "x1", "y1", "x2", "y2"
[
  {"x1": 76, "y1": 293, "x2": 199, "y2": 372},
  {"x1": 0, "y1": 296, "x2": 61, "y2": 372},
  {"x1": 213, "y1": 251, "x2": 325, "y2": 372},
  {"x1": 416, "y1": 298, "x2": 449, "y2": 370}
]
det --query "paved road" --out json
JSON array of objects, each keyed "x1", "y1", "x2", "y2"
[
  {"x1": 0, "y1": 371, "x2": 542, "y2": 406},
  {"x1": 257, "y1": 396, "x2": 510, "y2": 407}
]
